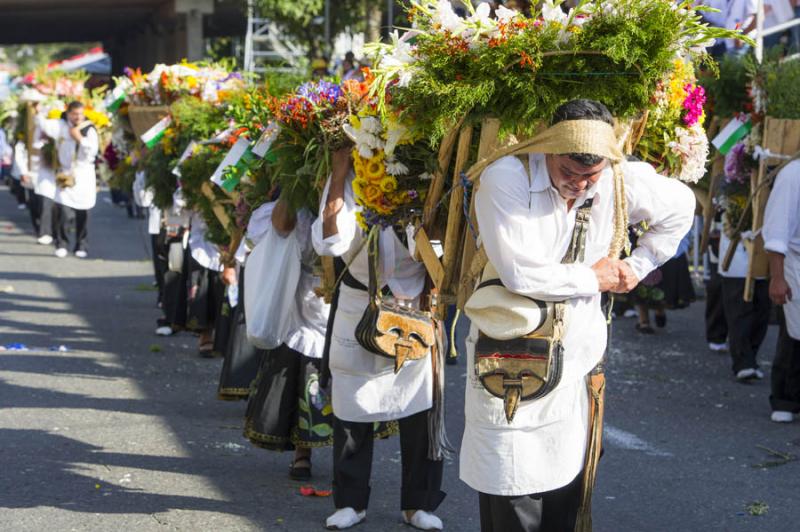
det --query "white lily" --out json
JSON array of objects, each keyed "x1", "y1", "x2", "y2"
[
  {"x1": 495, "y1": 5, "x2": 519, "y2": 24},
  {"x1": 384, "y1": 118, "x2": 410, "y2": 157},
  {"x1": 541, "y1": 0, "x2": 568, "y2": 24},
  {"x1": 432, "y1": 0, "x2": 465, "y2": 34}
]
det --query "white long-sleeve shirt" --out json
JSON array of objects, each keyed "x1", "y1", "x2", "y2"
[
  {"x1": 311, "y1": 172, "x2": 427, "y2": 300},
  {"x1": 763, "y1": 160, "x2": 800, "y2": 259},
  {"x1": 763, "y1": 160, "x2": 800, "y2": 340},
  {"x1": 460, "y1": 152, "x2": 695, "y2": 496},
  {"x1": 37, "y1": 116, "x2": 99, "y2": 210},
  {"x1": 310, "y1": 173, "x2": 433, "y2": 422}
]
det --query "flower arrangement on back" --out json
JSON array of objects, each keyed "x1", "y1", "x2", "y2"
[
  {"x1": 346, "y1": 90, "x2": 437, "y2": 231},
  {"x1": 636, "y1": 59, "x2": 710, "y2": 183},
  {"x1": 368, "y1": 0, "x2": 744, "y2": 143},
  {"x1": 265, "y1": 78, "x2": 370, "y2": 212}
]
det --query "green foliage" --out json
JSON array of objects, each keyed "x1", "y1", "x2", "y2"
[
  {"x1": 254, "y1": 0, "x2": 386, "y2": 56},
  {"x1": 169, "y1": 97, "x2": 228, "y2": 150},
  {"x1": 378, "y1": 0, "x2": 740, "y2": 143},
  {"x1": 108, "y1": 159, "x2": 136, "y2": 194},
  {"x1": 698, "y1": 54, "x2": 752, "y2": 118},
  {"x1": 178, "y1": 144, "x2": 230, "y2": 246},
  {"x1": 143, "y1": 143, "x2": 178, "y2": 210},
  {"x1": 762, "y1": 57, "x2": 800, "y2": 119}
]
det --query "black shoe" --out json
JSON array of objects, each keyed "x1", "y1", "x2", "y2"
[
  {"x1": 655, "y1": 313, "x2": 666, "y2": 328},
  {"x1": 635, "y1": 323, "x2": 655, "y2": 334}
]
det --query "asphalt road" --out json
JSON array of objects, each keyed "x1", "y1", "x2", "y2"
[{"x1": 1, "y1": 186, "x2": 798, "y2": 532}]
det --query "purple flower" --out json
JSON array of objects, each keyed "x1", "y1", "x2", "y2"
[
  {"x1": 724, "y1": 142, "x2": 749, "y2": 185},
  {"x1": 297, "y1": 81, "x2": 343, "y2": 105}
]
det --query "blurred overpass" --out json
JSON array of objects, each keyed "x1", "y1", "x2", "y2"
[{"x1": 0, "y1": 0, "x2": 246, "y2": 72}]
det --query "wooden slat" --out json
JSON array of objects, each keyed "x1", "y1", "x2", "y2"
[
  {"x1": 440, "y1": 125, "x2": 474, "y2": 292},
  {"x1": 744, "y1": 117, "x2": 774, "y2": 302},
  {"x1": 456, "y1": 118, "x2": 501, "y2": 308},
  {"x1": 414, "y1": 228, "x2": 445, "y2": 289},
  {"x1": 422, "y1": 123, "x2": 461, "y2": 229}
]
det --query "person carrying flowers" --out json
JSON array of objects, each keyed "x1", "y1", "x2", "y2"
[
  {"x1": 312, "y1": 148, "x2": 446, "y2": 531},
  {"x1": 461, "y1": 100, "x2": 695, "y2": 532}
]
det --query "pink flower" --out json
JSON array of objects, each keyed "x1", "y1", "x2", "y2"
[{"x1": 682, "y1": 84, "x2": 706, "y2": 127}]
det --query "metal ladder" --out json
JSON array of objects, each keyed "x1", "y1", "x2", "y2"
[{"x1": 243, "y1": 0, "x2": 304, "y2": 74}]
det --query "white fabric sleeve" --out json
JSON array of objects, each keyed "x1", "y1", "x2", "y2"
[
  {"x1": 763, "y1": 162, "x2": 800, "y2": 256},
  {"x1": 623, "y1": 162, "x2": 697, "y2": 281},
  {"x1": 13, "y1": 143, "x2": 29, "y2": 176},
  {"x1": 475, "y1": 162, "x2": 599, "y2": 301},
  {"x1": 36, "y1": 116, "x2": 62, "y2": 140},
  {"x1": 311, "y1": 172, "x2": 358, "y2": 257},
  {"x1": 245, "y1": 201, "x2": 277, "y2": 247},
  {"x1": 78, "y1": 128, "x2": 99, "y2": 161}
]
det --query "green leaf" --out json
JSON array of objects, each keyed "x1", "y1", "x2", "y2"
[
  {"x1": 297, "y1": 417, "x2": 310, "y2": 430},
  {"x1": 298, "y1": 398, "x2": 310, "y2": 413},
  {"x1": 311, "y1": 423, "x2": 333, "y2": 437}
]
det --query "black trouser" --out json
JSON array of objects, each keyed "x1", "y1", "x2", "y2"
[
  {"x1": 37, "y1": 194, "x2": 55, "y2": 238},
  {"x1": 478, "y1": 471, "x2": 583, "y2": 532},
  {"x1": 770, "y1": 308, "x2": 800, "y2": 413},
  {"x1": 24, "y1": 188, "x2": 41, "y2": 235},
  {"x1": 162, "y1": 232, "x2": 188, "y2": 328},
  {"x1": 721, "y1": 277, "x2": 770, "y2": 373},
  {"x1": 151, "y1": 233, "x2": 167, "y2": 306},
  {"x1": 332, "y1": 409, "x2": 445, "y2": 512},
  {"x1": 9, "y1": 178, "x2": 26, "y2": 205},
  {"x1": 54, "y1": 204, "x2": 88, "y2": 252},
  {"x1": 705, "y1": 268, "x2": 727, "y2": 344}
]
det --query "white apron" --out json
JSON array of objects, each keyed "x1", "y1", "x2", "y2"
[
  {"x1": 53, "y1": 129, "x2": 98, "y2": 210},
  {"x1": 784, "y1": 252, "x2": 800, "y2": 340},
  {"x1": 33, "y1": 141, "x2": 56, "y2": 199},
  {"x1": 329, "y1": 285, "x2": 433, "y2": 423},
  {"x1": 36, "y1": 117, "x2": 97, "y2": 209},
  {"x1": 459, "y1": 322, "x2": 589, "y2": 496}
]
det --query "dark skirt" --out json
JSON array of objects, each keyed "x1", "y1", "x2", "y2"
[
  {"x1": 218, "y1": 269, "x2": 266, "y2": 400},
  {"x1": 186, "y1": 256, "x2": 224, "y2": 332},
  {"x1": 242, "y1": 344, "x2": 399, "y2": 450},
  {"x1": 244, "y1": 344, "x2": 334, "y2": 450}
]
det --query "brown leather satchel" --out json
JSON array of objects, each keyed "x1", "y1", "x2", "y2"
[
  {"x1": 475, "y1": 300, "x2": 565, "y2": 423},
  {"x1": 355, "y1": 226, "x2": 436, "y2": 373},
  {"x1": 56, "y1": 172, "x2": 76, "y2": 188},
  {"x1": 473, "y1": 196, "x2": 594, "y2": 423}
]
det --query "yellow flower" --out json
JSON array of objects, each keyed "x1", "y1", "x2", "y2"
[
  {"x1": 363, "y1": 184, "x2": 383, "y2": 205},
  {"x1": 186, "y1": 76, "x2": 198, "y2": 89},
  {"x1": 364, "y1": 154, "x2": 385, "y2": 181},
  {"x1": 84, "y1": 108, "x2": 110, "y2": 129},
  {"x1": 379, "y1": 176, "x2": 398, "y2": 193},
  {"x1": 352, "y1": 151, "x2": 366, "y2": 175},
  {"x1": 356, "y1": 211, "x2": 368, "y2": 230},
  {"x1": 47, "y1": 108, "x2": 63, "y2": 119},
  {"x1": 352, "y1": 178, "x2": 368, "y2": 198}
]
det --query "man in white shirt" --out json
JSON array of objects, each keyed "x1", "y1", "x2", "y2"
[
  {"x1": 462, "y1": 100, "x2": 695, "y2": 531},
  {"x1": 762, "y1": 159, "x2": 800, "y2": 423},
  {"x1": 718, "y1": 233, "x2": 770, "y2": 381},
  {"x1": 37, "y1": 101, "x2": 99, "y2": 258}
]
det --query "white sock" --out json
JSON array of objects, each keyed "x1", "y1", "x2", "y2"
[
  {"x1": 326, "y1": 508, "x2": 366, "y2": 530},
  {"x1": 404, "y1": 510, "x2": 443, "y2": 531}
]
